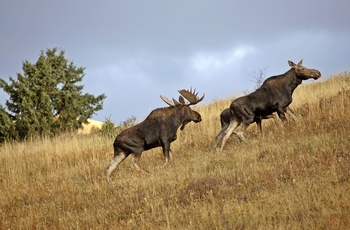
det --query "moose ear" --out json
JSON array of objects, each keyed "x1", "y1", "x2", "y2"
[
  {"x1": 297, "y1": 59, "x2": 303, "y2": 66},
  {"x1": 288, "y1": 60, "x2": 296, "y2": 68}
]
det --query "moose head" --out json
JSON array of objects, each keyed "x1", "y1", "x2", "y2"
[
  {"x1": 288, "y1": 59, "x2": 321, "y2": 80},
  {"x1": 160, "y1": 88, "x2": 205, "y2": 130}
]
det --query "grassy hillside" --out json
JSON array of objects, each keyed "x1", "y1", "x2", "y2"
[{"x1": 1, "y1": 72, "x2": 350, "y2": 229}]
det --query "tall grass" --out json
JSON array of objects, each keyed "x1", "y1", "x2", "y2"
[{"x1": 1, "y1": 72, "x2": 350, "y2": 229}]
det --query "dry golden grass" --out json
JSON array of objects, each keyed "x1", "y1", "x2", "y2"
[{"x1": 1, "y1": 72, "x2": 350, "y2": 229}]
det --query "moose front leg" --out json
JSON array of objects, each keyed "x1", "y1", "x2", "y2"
[
  {"x1": 277, "y1": 107, "x2": 287, "y2": 122},
  {"x1": 162, "y1": 142, "x2": 172, "y2": 166}
]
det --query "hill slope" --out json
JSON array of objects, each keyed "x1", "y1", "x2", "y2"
[{"x1": 1, "y1": 72, "x2": 350, "y2": 229}]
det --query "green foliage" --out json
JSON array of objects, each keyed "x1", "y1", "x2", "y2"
[
  {"x1": 0, "y1": 105, "x2": 17, "y2": 142},
  {"x1": 0, "y1": 48, "x2": 106, "y2": 141},
  {"x1": 100, "y1": 117, "x2": 121, "y2": 138}
]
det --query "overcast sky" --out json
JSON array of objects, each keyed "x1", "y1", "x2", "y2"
[{"x1": 1, "y1": 0, "x2": 349, "y2": 124}]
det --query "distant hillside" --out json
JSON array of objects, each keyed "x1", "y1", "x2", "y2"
[
  {"x1": 1, "y1": 72, "x2": 349, "y2": 229},
  {"x1": 77, "y1": 119, "x2": 104, "y2": 134}
]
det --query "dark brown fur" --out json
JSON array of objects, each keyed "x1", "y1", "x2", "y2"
[
  {"x1": 215, "y1": 60, "x2": 321, "y2": 151},
  {"x1": 106, "y1": 89, "x2": 204, "y2": 180}
]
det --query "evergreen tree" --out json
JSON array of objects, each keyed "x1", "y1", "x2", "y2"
[
  {"x1": 100, "y1": 117, "x2": 121, "y2": 139},
  {"x1": 0, "y1": 48, "x2": 106, "y2": 141},
  {"x1": 0, "y1": 105, "x2": 17, "y2": 142}
]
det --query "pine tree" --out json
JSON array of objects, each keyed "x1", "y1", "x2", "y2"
[
  {"x1": 0, "y1": 105, "x2": 17, "y2": 142},
  {"x1": 0, "y1": 48, "x2": 106, "y2": 141}
]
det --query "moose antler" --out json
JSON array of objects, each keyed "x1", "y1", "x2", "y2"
[
  {"x1": 178, "y1": 96, "x2": 185, "y2": 105},
  {"x1": 172, "y1": 98, "x2": 180, "y2": 105},
  {"x1": 160, "y1": 88, "x2": 205, "y2": 107},
  {"x1": 160, "y1": 95, "x2": 175, "y2": 106},
  {"x1": 178, "y1": 87, "x2": 205, "y2": 106}
]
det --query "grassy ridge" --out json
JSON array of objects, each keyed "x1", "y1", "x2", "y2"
[{"x1": 1, "y1": 72, "x2": 350, "y2": 229}]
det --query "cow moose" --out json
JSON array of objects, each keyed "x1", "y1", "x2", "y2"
[
  {"x1": 215, "y1": 60, "x2": 321, "y2": 152},
  {"x1": 106, "y1": 88, "x2": 205, "y2": 180},
  {"x1": 220, "y1": 106, "x2": 296, "y2": 133}
]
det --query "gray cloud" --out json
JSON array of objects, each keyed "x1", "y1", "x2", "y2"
[{"x1": 1, "y1": 0, "x2": 350, "y2": 123}]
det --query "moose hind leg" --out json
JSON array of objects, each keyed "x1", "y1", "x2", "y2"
[
  {"x1": 130, "y1": 153, "x2": 142, "y2": 171},
  {"x1": 220, "y1": 119, "x2": 240, "y2": 152},
  {"x1": 130, "y1": 151, "x2": 151, "y2": 174},
  {"x1": 215, "y1": 123, "x2": 229, "y2": 148},
  {"x1": 106, "y1": 150, "x2": 129, "y2": 181},
  {"x1": 234, "y1": 122, "x2": 249, "y2": 143},
  {"x1": 255, "y1": 118, "x2": 262, "y2": 133}
]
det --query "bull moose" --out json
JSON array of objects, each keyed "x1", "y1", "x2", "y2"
[
  {"x1": 106, "y1": 88, "x2": 205, "y2": 180},
  {"x1": 215, "y1": 60, "x2": 321, "y2": 152}
]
